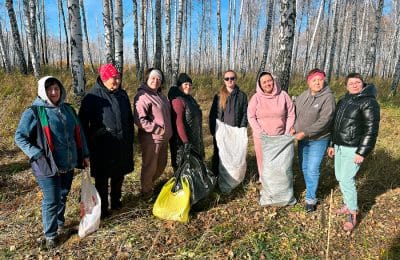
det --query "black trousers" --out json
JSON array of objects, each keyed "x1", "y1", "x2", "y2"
[{"x1": 95, "y1": 175, "x2": 124, "y2": 212}]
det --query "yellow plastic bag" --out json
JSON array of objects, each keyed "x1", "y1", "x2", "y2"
[{"x1": 152, "y1": 177, "x2": 190, "y2": 223}]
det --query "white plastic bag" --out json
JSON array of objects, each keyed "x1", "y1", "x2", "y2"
[
  {"x1": 78, "y1": 172, "x2": 101, "y2": 238},
  {"x1": 215, "y1": 119, "x2": 248, "y2": 193}
]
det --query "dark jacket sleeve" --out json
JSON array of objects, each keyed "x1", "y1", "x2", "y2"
[
  {"x1": 239, "y1": 92, "x2": 248, "y2": 128},
  {"x1": 356, "y1": 99, "x2": 380, "y2": 157},
  {"x1": 209, "y1": 94, "x2": 219, "y2": 136}
]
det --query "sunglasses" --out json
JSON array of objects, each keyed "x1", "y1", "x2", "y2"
[{"x1": 224, "y1": 77, "x2": 236, "y2": 81}]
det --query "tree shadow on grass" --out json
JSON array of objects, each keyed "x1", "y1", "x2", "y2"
[
  {"x1": 386, "y1": 233, "x2": 400, "y2": 258},
  {"x1": 357, "y1": 149, "x2": 400, "y2": 215}
]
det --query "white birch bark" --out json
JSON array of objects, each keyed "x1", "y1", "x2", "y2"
[
  {"x1": 276, "y1": 0, "x2": 296, "y2": 92},
  {"x1": 5, "y1": 0, "x2": 28, "y2": 74},
  {"x1": 164, "y1": 0, "x2": 172, "y2": 81},
  {"x1": 259, "y1": 0, "x2": 275, "y2": 74},
  {"x1": 114, "y1": 0, "x2": 123, "y2": 75},
  {"x1": 0, "y1": 22, "x2": 12, "y2": 73},
  {"x1": 347, "y1": 0, "x2": 357, "y2": 73},
  {"x1": 79, "y1": 0, "x2": 95, "y2": 73},
  {"x1": 58, "y1": 0, "x2": 70, "y2": 68},
  {"x1": 154, "y1": 0, "x2": 162, "y2": 69},
  {"x1": 173, "y1": 0, "x2": 184, "y2": 81},
  {"x1": 325, "y1": 0, "x2": 339, "y2": 82},
  {"x1": 132, "y1": 0, "x2": 141, "y2": 79},
  {"x1": 102, "y1": 0, "x2": 114, "y2": 64},
  {"x1": 140, "y1": 0, "x2": 148, "y2": 73},
  {"x1": 217, "y1": 0, "x2": 222, "y2": 75},
  {"x1": 23, "y1": 0, "x2": 40, "y2": 78},
  {"x1": 68, "y1": 0, "x2": 85, "y2": 96},
  {"x1": 363, "y1": 0, "x2": 384, "y2": 77}
]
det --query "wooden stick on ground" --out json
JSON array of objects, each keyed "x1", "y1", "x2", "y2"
[{"x1": 326, "y1": 189, "x2": 333, "y2": 260}]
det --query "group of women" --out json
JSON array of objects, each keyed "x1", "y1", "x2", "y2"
[{"x1": 14, "y1": 65, "x2": 380, "y2": 249}]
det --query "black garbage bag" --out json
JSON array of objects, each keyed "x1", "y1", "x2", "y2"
[{"x1": 174, "y1": 149, "x2": 216, "y2": 206}]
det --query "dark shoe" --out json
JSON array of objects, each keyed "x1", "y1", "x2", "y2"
[
  {"x1": 141, "y1": 191, "x2": 154, "y2": 202},
  {"x1": 305, "y1": 203, "x2": 316, "y2": 213},
  {"x1": 38, "y1": 237, "x2": 58, "y2": 250},
  {"x1": 111, "y1": 200, "x2": 122, "y2": 210},
  {"x1": 101, "y1": 209, "x2": 111, "y2": 219}
]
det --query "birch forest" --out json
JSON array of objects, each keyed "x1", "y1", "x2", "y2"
[{"x1": 0, "y1": 0, "x2": 399, "y2": 93}]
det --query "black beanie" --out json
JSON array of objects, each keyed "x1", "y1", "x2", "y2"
[{"x1": 176, "y1": 73, "x2": 192, "y2": 86}]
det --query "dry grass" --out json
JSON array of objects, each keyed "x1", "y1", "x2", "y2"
[{"x1": 1, "y1": 68, "x2": 399, "y2": 258}]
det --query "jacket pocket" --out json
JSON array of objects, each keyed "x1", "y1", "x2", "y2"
[{"x1": 31, "y1": 156, "x2": 56, "y2": 179}]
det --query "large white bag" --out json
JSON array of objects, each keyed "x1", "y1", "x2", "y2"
[
  {"x1": 78, "y1": 172, "x2": 101, "y2": 238},
  {"x1": 215, "y1": 119, "x2": 248, "y2": 193},
  {"x1": 259, "y1": 134, "x2": 297, "y2": 206}
]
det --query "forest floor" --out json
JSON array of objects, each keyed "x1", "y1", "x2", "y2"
[{"x1": 0, "y1": 70, "x2": 399, "y2": 258}]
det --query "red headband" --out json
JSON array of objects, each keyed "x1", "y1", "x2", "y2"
[
  {"x1": 307, "y1": 72, "x2": 325, "y2": 81},
  {"x1": 99, "y1": 63, "x2": 120, "y2": 81}
]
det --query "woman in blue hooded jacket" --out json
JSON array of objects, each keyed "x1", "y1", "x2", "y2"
[{"x1": 15, "y1": 76, "x2": 90, "y2": 249}]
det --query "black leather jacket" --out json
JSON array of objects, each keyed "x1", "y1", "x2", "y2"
[{"x1": 331, "y1": 84, "x2": 380, "y2": 157}]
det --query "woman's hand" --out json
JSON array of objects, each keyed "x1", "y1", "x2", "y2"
[
  {"x1": 354, "y1": 154, "x2": 364, "y2": 165},
  {"x1": 83, "y1": 157, "x2": 90, "y2": 168},
  {"x1": 327, "y1": 147, "x2": 335, "y2": 158},
  {"x1": 294, "y1": 131, "x2": 305, "y2": 141},
  {"x1": 289, "y1": 127, "x2": 296, "y2": 135}
]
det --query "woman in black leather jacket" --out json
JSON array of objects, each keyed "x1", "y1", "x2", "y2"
[{"x1": 327, "y1": 72, "x2": 380, "y2": 232}]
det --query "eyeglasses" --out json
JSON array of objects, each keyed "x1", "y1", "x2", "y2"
[{"x1": 224, "y1": 77, "x2": 236, "y2": 81}]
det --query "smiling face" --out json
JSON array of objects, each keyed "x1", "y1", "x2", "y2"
[
  {"x1": 307, "y1": 75, "x2": 325, "y2": 96},
  {"x1": 46, "y1": 84, "x2": 61, "y2": 105},
  {"x1": 103, "y1": 76, "x2": 121, "y2": 91},
  {"x1": 179, "y1": 82, "x2": 192, "y2": 95},
  {"x1": 223, "y1": 71, "x2": 237, "y2": 92},
  {"x1": 147, "y1": 75, "x2": 162, "y2": 90},
  {"x1": 259, "y1": 74, "x2": 274, "y2": 94},
  {"x1": 347, "y1": 77, "x2": 364, "y2": 94}
]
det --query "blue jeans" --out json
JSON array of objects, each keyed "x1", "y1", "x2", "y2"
[
  {"x1": 298, "y1": 138, "x2": 329, "y2": 205},
  {"x1": 36, "y1": 171, "x2": 74, "y2": 239}
]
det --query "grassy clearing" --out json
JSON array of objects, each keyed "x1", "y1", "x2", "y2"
[{"x1": 0, "y1": 68, "x2": 399, "y2": 258}]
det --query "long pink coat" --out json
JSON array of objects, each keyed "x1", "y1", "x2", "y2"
[{"x1": 247, "y1": 74, "x2": 295, "y2": 177}]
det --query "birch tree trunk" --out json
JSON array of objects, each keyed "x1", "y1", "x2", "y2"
[
  {"x1": 275, "y1": 0, "x2": 296, "y2": 92},
  {"x1": 132, "y1": 0, "x2": 141, "y2": 79},
  {"x1": 347, "y1": 0, "x2": 357, "y2": 73},
  {"x1": 140, "y1": 0, "x2": 148, "y2": 75},
  {"x1": 23, "y1": 0, "x2": 40, "y2": 78},
  {"x1": 164, "y1": 0, "x2": 172, "y2": 82},
  {"x1": 391, "y1": 53, "x2": 400, "y2": 95},
  {"x1": 173, "y1": 0, "x2": 184, "y2": 81},
  {"x1": 0, "y1": 22, "x2": 12, "y2": 73},
  {"x1": 41, "y1": 0, "x2": 48, "y2": 64},
  {"x1": 325, "y1": 0, "x2": 339, "y2": 83},
  {"x1": 186, "y1": 0, "x2": 192, "y2": 73},
  {"x1": 363, "y1": 0, "x2": 384, "y2": 77},
  {"x1": 217, "y1": 0, "x2": 222, "y2": 75},
  {"x1": 114, "y1": 0, "x2": 123, "y2": 75},
  {"x1": 103, "y1": 0, "x2": 114, "y2": 64},
  {"x1": 79, "y1": 0, "x2": 95, "y2": 73},
  {"x1": 226, "y1": 0, "x2": 232, "y2": 68},
  {"x1": 305, "y1": 0, "x2": 324, "y2": 72},
  {"x1": 58, "y1": 0, "x2": 70, "y2": 68},
  {"x1": 5, "y1": 0, "x2": 28, "y2": 74},
  {"x1": 154, "y1": 0, "x2": 162, "y2": 69},
  {"x1": 68, "y1": 0, "x2": 85, "y2": 96},
  {"x1": 259, "y1": 0, "x2": 274, "y2": 74}
]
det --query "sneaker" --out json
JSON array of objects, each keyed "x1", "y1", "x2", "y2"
[
  {"x1": 111, "y1": 200, "x2": 122, "y2": 210},
  {"x1": 141, "y1": 191, "x2": 154, "y2": 202},
  {"x1": 101, "y1": 209, "x2": 111, "y2": 219},
  {"x1": 37, "y1": 237, "x2": 58, "y2": 250},
  {"x1": 305, "y1": 203, "x2": 316, "y2": 213}
]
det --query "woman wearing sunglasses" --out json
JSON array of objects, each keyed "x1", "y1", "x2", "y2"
[{"x1": 209, "y1": 70, "x2": 248, "y2": 191}]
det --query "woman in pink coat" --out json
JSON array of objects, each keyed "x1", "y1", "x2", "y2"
[{"x1": 247, "y1": 72, "x2": 295, "y2": 180}]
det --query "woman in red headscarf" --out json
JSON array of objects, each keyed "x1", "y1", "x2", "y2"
[{"x1": 79, "y1": 64, "x2": 134, "y2": 218}]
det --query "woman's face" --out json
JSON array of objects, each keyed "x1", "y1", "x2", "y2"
[
  {"x1": 347, "y1": 77, "x2": 364, "y2": 94},
  {"x1": 46, "y1": 84, "x2": 61, "y2": 105},
  {"x1": 103, "y1": 76, "x2": 121, "y2": 91},
  {"x1": 147, "y1": 75, "x2": 162, "y2": 90},
  {"x1": 179, "y1": 82, "x2": 192, "y2": 95},
  {"x1": 260, "y1": 74, "x2": 274, "y2": 94},
  {"x1": 223, "y1": 71, "x2": 236, "y2": 91},
  {"x1": 307, "y1": 75, "x2": 324, "y2": 95}
]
